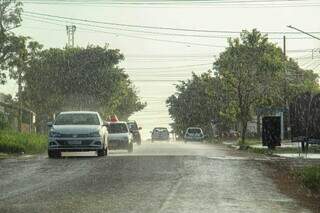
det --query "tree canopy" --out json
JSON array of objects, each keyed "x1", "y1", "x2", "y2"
[
  {"x1": 0, "y1": 0, "x2": 23, "y2": 84},
  {"x1": 167, "y1": 29, "x2": 319, "y2": 142},
  {"x1": 23, "y1": 45, "x2": 146, "y2": 132}
]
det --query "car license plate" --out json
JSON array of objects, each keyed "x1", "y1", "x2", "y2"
[{"x1": 68, "y1": 140, "x2": 82, "y2": 145}]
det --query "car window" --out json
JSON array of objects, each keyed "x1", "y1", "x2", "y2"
[
  {"x1": 187, "y1": 128, "x2": 202, "y2": 134},
  {"x1": 127, "y1": 122, "x2": 138, "y2": 131},
  {"x1": 109, "y1": 123, "x2": 128, "y2": 133},
  {"x1": 153, "y1": 128, "x2": 168, "y2": 133},
  {"x1": 54, "y1": 113, "x2": 100, "y2": 125}
]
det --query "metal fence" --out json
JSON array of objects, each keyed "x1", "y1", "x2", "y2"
[{"x1": 0, "y1": 101, "x2": 36, "y2": 133}]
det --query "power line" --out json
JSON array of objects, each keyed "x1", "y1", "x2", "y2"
[
  {"x1": 22, "y1": 16, "x2": 314, "y2": 40},
  {"x1": 22, "y1": 15, "x2": 226, "y2": 48},
  {"x1": 23, "y1": 14, "x2": 236, "y2": 39},
  {"x1": 21, "y1": 14, "x2": 320, "y2": 61},
  {"x1": 23, "y1": 15, "x2": 319, "y2": 52},
  {"x1": 23, "y1": 11, "x2": 320, "y2": 35},
  {"x1": 125, "y1": 63, "x2": 212, "y2": 70},
  {"x1": 21, "y1": 0, "x2": 320, "y2": 8},
  {"x1": 24, "y1": 14, "x2": 224, "y2": 39}
]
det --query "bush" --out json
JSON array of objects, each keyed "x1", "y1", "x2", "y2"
[
  {"x1": 0, "y1": 130, "x2": 47, "y2": 154},
  {"x1": 296, "y1": 166, "x2": 320, "y2": 192},
  {"x1": 0, "y1": 113, "x2": 9, "y2": 130}
]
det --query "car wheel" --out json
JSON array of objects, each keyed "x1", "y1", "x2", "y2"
[
  {"x1": 128, "y1": 143, "x2": 133, "y2": 153},
  {"x1": 105, "y1": 147, "x2": 108, "y2": 156},
  {"x1": 48, "y1": 150, "x2": 61, "y2": 158},
  {"x1": 97, "y1": 148, "x2": 105, "y2": 157},
  {"x1": 56, "y1": 150, "x2": 62, "y2": 158},
  {"x1": 48, "y1": 150, "x2": 55, "y2": 158}
]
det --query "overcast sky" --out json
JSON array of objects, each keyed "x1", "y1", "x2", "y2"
[{"x1": 1, "y1": 0, "x2": 320, "y2": 137}]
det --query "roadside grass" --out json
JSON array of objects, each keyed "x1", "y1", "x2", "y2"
[
  {"x1": 0, "y1": 130, "x2": 47, "y2": 154},
  {"x1": 247, "y1": 146, "x2": 320, "y2": 155},
  {"x1": 295, "y1": 166, "x2": 320, "y2": 193},
  {"x1": 241, "y1": 138, "x2": 261, "y2": 146}
]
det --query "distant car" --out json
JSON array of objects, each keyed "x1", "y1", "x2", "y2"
[
  {"x1": 184, "y1": 127, "x2": 205, "y2": 142},
  {"x1": 127, "y1": 120, "x2": 142, "y2": 145},
  {"x1": 151, "y1": 127, "x2": 170, "y2": 142},
  {"x1": 47, "y1": 111, "x2": 108, "y2": 158},
  {"x1": 107, "y1": 121, "x2": 133, "y2": 152}
]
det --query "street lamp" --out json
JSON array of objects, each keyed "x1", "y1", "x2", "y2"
[{"x1": 287, "y1": 25, "x2": 320, "y2": 41}]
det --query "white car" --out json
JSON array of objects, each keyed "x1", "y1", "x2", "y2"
[
  {"x1": 107, "y1": 121, "x2": 133, "y2": 152},
  {"x1": 184, "y1": 127, "x2": 205, "y2": 142},
  {"x1": 151, "y1": 127, "x2": 170, "y2": 142},
  {"x1": 47, "y1": 111, "x2": 108, "y2": 158}
]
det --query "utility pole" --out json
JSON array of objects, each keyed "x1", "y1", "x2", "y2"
[
  {"x1": 282, "y1": 35, "x2": 287, "y2": 140},
  {"x1": 66, "y1": 25, "x2": 76, "y2": 47},
  {"x1": 17, "y1": 66, "x2": 22, "y2": 132}
]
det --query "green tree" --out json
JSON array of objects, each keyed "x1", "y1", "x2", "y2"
[
  {"x1": 23, "y1": 45, "x2": 145, "y2": 132},
  {"x1": 8, "y1": 36, "x2": 43, "y2": 131},
  {"x1": 214, "y1": 29, "x2": 284, "y2": 143},
  {"x1": 168, "y1": 29, "x2": 319, "y2": 143},
  {"x1": 0, "y1": 0, "x2": 23, "y2": 84},
  {"x1": 167, "y1": 72, "x2": 224, "y2": 138}
]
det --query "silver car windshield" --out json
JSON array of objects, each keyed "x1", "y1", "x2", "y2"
[
  {"x1": 109, "y1": 123, "x2": 128, "y2": 133},
  {"x1": 153, "y1": 128, "x2": 168, "y2": 133},
  {"x1": 187, "y1": 129, "x2": 201, "y2": 134},
  {"x1": 54, "y1": 113, "x2": 100, "y2": 125}
]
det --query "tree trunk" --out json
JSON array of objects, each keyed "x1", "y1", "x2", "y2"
[
  {"x1": 257, "y1": 114, "x2": 261, "y2": 138},
  {"x1": 240, "y1": 119, "x2": 247, "y2": 145}
]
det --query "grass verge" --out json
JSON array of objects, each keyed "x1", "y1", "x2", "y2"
[
  {"x1": 0, "y1": 130, "x2": 47, "y2": 154},
  {"x1": 295, "y1": 166, "x2": 320, "y2": 193},
  {"x1": 247, "y1": 146, "x2": 320, "y2": 155}
]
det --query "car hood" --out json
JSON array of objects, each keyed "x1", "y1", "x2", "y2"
[{"x1": 51, "y1": 125, "x2": 100, "y2": 134}]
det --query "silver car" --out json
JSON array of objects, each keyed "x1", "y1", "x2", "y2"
[
  {"x1": 184, "y1": 127, "x2": 205, "y2": 142},
  {"x1": 107, "y1": 121, "x2": 133, "y2": 152},
  {"x1": 151, "y1": 127, "x2": 170, "y2": 142},
  {"x1": 47, "y1": 111, "x2": 108, "y2": 158}
]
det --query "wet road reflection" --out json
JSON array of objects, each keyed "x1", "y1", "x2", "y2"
[{"x1": 0, "y1": 142, "x2": 311, "y2": 213}]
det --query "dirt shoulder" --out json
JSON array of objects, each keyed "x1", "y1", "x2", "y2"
[
  {"x1": 223, "y1": 142, "x2": 320, "y2": 212},
  {"x1": 265, "y1": 160, "x2": 320, "y2": 212}
]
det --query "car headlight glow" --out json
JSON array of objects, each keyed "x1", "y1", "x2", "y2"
[{"x1": 49, "y1": 131, "x2": 61, "y2": 138}]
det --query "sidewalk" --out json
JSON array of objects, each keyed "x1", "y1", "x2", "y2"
[{"x1": 223, "y1": 140, "x2": 320, "y2": 159}]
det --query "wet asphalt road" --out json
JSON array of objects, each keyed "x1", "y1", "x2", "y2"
[{"x1": 0, "y1": 142, "x2": 312, "y2": 213}]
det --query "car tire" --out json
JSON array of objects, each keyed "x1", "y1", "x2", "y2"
[
  {"x1": 97, "y1": 148, "x2": 105, "y2": 157},
  {"x1": 128, "y1": 143, "x2": 133, "y2": 153},
  {"x1": 48, "y1": 150, "x2": 55, "y2": 158},
  {"x1": 105, "y1": 147, "x2": 108, "y2": 156},
  {"x1": 48, "y1": 150, "x2": 61, "y2": 158}
]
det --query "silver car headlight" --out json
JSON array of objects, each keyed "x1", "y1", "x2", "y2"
[
  {"x1": 89, "y1": 131, "x2": 100, "y2": 137},
  {"x1": 49, "y1": 131, "x2": 61, "y2": 138}
]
